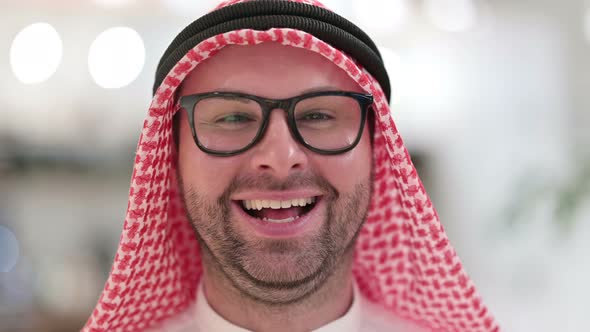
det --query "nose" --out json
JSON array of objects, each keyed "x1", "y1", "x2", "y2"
[{"x1": 249, "y1": 109, "x2": 308, "y2": 178}]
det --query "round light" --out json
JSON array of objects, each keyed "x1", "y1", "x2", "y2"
[
  {"x1": 424, "y1": 0, "x2": 478, "y2": 32},
  {"x1": 88, "y1": 27, "x2": 145, "y2": 89},
  {"x1": 0, "y1": 225, "x2": 20, "y2": 273},
  {"x1": 352, "y1": 0, "x2": 410, "y2": 33},
  {"x1": 10, "y1": 23, "x2": 62, "y2": 84}
]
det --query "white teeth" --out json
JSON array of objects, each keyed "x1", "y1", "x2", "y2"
[
  {"x1": 262, "y1": 216, "x2": 300, "y2": 223},
  {"x1": 242, "y1": 197, "x2": 316, "y2": 210}
]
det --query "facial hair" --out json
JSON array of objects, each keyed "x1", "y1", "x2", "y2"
[{"x1": 179, "y1": 171, "x2": 372, "y2": 305}]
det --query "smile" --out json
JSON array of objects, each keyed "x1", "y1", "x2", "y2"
[{"x1": 240, "y1": 197, "x2": 318, "y2": 223}]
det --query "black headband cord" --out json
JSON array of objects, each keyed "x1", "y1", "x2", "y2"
[{"x1": 154, "y1": 1, "x2": 391, "y2": 102}]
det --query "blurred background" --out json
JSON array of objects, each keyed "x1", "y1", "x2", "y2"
[{"x1": 0, "y1": 0, "x2": 589, "y2": 331}]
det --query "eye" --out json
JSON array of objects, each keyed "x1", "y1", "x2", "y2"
[
  {"x1": 215, "y1": 113, "x2": 255, "y2": 124},
  {"x1": 297, "y1": 111, "x2": 334, "y2": 122}
]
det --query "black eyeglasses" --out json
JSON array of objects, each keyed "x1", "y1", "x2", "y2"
[{"x1": 178, "y1": 90, "x2": 373, "y2": 156}]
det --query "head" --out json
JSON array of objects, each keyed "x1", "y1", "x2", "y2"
[
  {"x1": 175, "y1": 42, "x2": 374, "y2": 304},
  {"x1": 84, "y1": 2, "x2": 500, "y2": 330}
]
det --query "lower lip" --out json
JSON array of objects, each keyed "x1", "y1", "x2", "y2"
[{"x1": 232, "y1": 199, "x2": 323, "y2": 238}]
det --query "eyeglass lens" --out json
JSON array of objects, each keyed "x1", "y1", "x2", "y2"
[{"x1": 191, "y1": 95, "x2": 363, "y2": 152}]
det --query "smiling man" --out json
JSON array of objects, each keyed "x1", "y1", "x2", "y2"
[
  {"x1": 175, "y1": 43, "x2": 374, "y2": 331},
  {"x1": 83, "y1": 1, "x2": 499, "y2": 331}
]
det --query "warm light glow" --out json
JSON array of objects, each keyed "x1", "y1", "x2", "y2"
[
  {"x1": 88, "y1": 27, "x2": 145, "y2": 89},
  {"x1": 424, "y1": 0, "x2": 478, "y2": 32},
  {"x1": 352, "y1": 0, "x2": 410, "y2": 33},
  {"x1": 0, "y1": 226, "x2": 19, "y2": 273},
  {"x1": 10, "y1": 23, "x2": 62, "y2": 84}
]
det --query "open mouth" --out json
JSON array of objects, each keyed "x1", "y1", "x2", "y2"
[{"x1": 239, "y1": 197, "x2": 318, "y2": 223}]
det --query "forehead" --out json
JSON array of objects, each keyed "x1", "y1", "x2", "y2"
[{"x1": 179, "y1": 42, "x2": 363, "y2": 98}]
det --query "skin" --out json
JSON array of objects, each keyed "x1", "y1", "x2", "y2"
[{"x1": 176, "y1": 42, "x2": 373, "y2": 332}]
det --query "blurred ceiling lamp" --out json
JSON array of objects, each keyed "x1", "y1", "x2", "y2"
[
  {"x1": 585, "y1": 8, "x2": 590, "y2": 42},
  {"x1": 0, "y1": 225, "x2": 19, "y2": 273},
  {"x1": 377, "y1": 46, "x2": 404, "y2": 105},
  {"x1": 10, "y1": 23, "x2": 62, "y2": 84},
  {"x1": 162, "y1": 0, "x2": 217, "y2": 17},
  {"x1": 424, "y1": 0, "x2": 477, "y2": 32},
  {"x1": 88, "y1": 27, "x2": 145, "y2": 89},
  {"x1": 352, "y1": 0, "x2": 411, "y2": 33}
]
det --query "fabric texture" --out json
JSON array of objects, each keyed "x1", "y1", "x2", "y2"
[
  {"x1": 83, "y1": 1, "x2": 500, "y2": 331},
  {"x1": 152, "y1": 0, "x2": 390, "y2": 100}
]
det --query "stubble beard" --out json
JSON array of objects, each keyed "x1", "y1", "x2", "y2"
[{"x1": 179, "y1": 172, "x2": 372, "y2": 306}]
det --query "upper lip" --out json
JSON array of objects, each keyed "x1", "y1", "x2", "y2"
[{"x1": 231, "y1": 190, "x2": 323, "y2": 201}]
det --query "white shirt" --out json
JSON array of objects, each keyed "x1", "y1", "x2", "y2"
[{"x1": 148, "y1": 281, "x2": 427, "y2": 332}]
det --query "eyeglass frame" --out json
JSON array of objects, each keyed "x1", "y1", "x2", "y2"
[{"x1": 178, "y1": 90, "x2": 374, "y2": 157}]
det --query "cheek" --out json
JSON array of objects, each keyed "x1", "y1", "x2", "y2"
[
  {"x1": 178, "y1": 152, "x2": 235, "y2": 196},
  {"x1": 314, "y1": 127, "x2": 372, "y2": 191},
  {"x1": 177, "y1": 118, "x2": 243, "y2": 197}
]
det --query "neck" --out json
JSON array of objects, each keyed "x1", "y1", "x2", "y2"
[{"x1": 200, "y1": 252, "x2": 355, "y2": 332}]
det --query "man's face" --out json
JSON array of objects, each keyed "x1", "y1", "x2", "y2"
[{"x1": 177, "y1": 42, "x2": 373, "y2": 304}]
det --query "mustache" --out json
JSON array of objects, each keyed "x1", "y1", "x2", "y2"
[{"x1": 220, "y1": 172, "x2": 338, "y2": 202}]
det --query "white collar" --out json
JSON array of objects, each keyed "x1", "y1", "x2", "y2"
[{"x1": 194, "y1": 280, "x2": 362, "y2": 332}]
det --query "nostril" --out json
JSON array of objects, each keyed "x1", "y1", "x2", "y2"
[{"x1": 257, "y1": 162, "x2": 303, "y2": 172}]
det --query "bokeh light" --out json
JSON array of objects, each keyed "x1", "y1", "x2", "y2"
[
  {"x1": 10, "y1": 22, "x2": 63, "y2": 84},
  {"x1": 88, "y1": 27, "x2": 145, "y2": 89},
  {"x1": 424, "y1": 0, "x2": 478, "y2": 32},
  {"x1": 0, "y1": 225, "x2": 20, "y2": 272},
  {"x1": 352, "y1": 0, "x2": 411, "y2": 33}
]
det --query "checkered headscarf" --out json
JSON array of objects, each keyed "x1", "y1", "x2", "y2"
[{"x1": 83, "y1": 1, "x2": 499, "y2": 331}]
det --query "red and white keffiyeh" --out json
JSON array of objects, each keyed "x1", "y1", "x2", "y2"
[{"x1": 83, "y1": 1, "x2": 500, "y2": 331}]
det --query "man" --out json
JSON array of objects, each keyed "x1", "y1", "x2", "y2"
[{"x1": 84, "y1": 1, "x2": 499, "y2": 331}]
